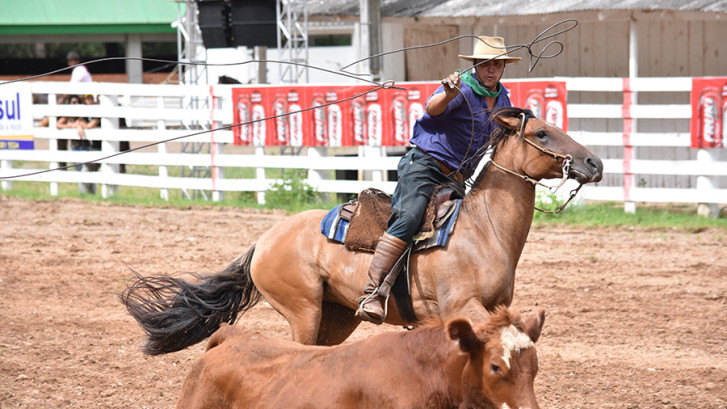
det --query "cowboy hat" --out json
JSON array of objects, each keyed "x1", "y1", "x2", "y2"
[{"x1": 458, "y1": 36, "x2": 521, "y2": 63}]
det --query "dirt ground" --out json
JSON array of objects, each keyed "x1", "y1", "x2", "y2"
[{"x1": 1, "y1": 196, "x2": 725, "y2": 409}]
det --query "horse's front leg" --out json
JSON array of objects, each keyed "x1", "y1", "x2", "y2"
[{"x1": 439, "y1": 297, "x2": 492, "y2": 324}]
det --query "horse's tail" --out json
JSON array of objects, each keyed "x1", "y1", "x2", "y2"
[{"x1": 120, "y1": 245, "x2": 261, "y2": 355}]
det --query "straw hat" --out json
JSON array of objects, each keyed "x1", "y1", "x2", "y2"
[{"x1": 458, "y1": 36, "x2": 521, "y2": 63}]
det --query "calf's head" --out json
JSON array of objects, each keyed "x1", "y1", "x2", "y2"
[{"x1": 447, "y1": 306, "x2": 545, "y2": 409}]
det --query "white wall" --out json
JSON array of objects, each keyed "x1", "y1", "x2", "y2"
[{"x1": 201, "y1": 45, "x2": 360, "y2": 85}]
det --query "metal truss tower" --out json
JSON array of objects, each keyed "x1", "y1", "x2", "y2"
[
  {"x1": 175, "y1": 0, "x2": 208, "y2": 87},
  {"x1": 175, "y1": 0, "x2": 213, "y2": 201},
  {"x1": 172, "y1": 0, "x2": 313, "y2": 198},
  {"x1": 277, "y1": 0, "x2": 309, "y2": 84}
]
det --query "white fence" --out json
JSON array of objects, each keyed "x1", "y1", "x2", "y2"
[
  {"x1": 564, "y1": 76, "x2": 725, "y2": 214},
  {"x1": 0, "y1": 79, "x2": 725, "y2": 212}
]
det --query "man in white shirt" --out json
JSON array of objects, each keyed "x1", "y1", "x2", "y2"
[
  {"x1": 67, "y1": 51, "x2": 93, "y2": 83},
  {"x1": 56, "y1": 51, "x2": 93, "y2": 105}
]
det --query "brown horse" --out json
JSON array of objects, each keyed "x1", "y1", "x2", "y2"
[
  {"x1": 176, "y1": 306, "x2": 545, "y2": 409},
  {"x1": 121, "y1": 107, "x2": 602, "y2": 354}
]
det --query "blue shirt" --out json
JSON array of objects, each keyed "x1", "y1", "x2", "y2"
[{"x1": 409, "y1": 75, "x2": 512, "y2": 177}]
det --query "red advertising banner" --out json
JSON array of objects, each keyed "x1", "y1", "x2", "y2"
[
  {"x1": 232, "y1": 80, "x2": 568, "y2": 147},
  {"x1": 506, "y1": 81, "x2": 568, "y2": 131},
  {"x1": 690, "y1": 77, "x2": 727, "y2": 149}
]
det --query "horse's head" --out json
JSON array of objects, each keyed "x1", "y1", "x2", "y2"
[
  {"x1": 490, "y1": 107, "x2": 603, "y2": 184},
  {"x1": 448, "y1": 306, "x2": 545, "y2": 409}
]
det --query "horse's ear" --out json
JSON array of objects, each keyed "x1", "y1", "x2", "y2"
[
  {"x1": 447, "y1": 318, "x2": 479, "y2": 353},
  {"x1": 492, "y1": 113, "x2": 521, "y2": 131},
  {"x1": 522, "y1": 308, "x2": 546, "y2": 343}
]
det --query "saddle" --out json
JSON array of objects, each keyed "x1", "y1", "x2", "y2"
[
  {"x1": 320, "y1": 184, "x2": 463, "y2": 325},
  {"x1": 341, "y1": 184, "x2": 464, "y2": 253}
]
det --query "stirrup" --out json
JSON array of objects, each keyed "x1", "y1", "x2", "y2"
[{"x1": 355, "y1": 288, "x2": 388, "y2": 325}]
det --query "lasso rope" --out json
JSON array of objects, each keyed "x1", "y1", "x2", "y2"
[{"x1": 0, "y1": 19, "x2": 578, "y2": 180}]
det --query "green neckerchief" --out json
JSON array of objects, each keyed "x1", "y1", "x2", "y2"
[{"x1": 457, "y1": 69, "x2": 501, "y2": 98}]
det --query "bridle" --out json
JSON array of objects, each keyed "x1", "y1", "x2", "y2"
[{"x1": 490, "y1": 113, "x2": 583, "y2": 214}]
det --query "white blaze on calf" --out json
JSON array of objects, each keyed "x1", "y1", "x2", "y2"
[
  {"x1": 502, "y1": 402, "x2": 537, "y2": 409},
  {"x1": 501, "y1": 403, "x2": 534, "y2": 409},
  {"x1": 499, "y1": 324, "x2": 534, "y2": 369}
]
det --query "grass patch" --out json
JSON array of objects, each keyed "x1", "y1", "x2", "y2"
[
  {"x1": 533, "y1": 201, "x2": 727, "y2": 231},
  {"x1": 1, "y1": 167, "x2": 339, "y2": 214},
  {"x1": 2, "y1": 181, "x2": 264, "y2": 210},
  {"x1": 3, "y1": 176, "x2": 725, "y2": 231}
]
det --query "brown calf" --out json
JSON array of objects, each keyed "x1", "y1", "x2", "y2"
[{"x1": 176, "y1": 306, "x2": 545, "y2": 409}]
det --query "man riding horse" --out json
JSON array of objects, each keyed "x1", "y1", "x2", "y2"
[
  {"x1": 356, "y1": 36, "x2": 522, "y2": 323},
  {"x1": 122, "y1": 35, "x2": 604, "y2": 353}
]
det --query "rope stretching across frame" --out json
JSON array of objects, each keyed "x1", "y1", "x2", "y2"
[{"x1": 0, "y1": 19, "x2": 578, "y2": 181}]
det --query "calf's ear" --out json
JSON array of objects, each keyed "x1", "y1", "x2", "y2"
[
  {"x1": 447, "y1": 318, "x2": 478, "y2": 353},
  {"x1": 523, "y1": 308, "x2": 546, "y2": 343}
]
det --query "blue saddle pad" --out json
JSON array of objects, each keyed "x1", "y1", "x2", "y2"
[
  {"x1": 320, "y1": 199, "x2": 463, "y2": 251},
  {"x1": 320, "y1": 204, "x2": 349, "y2": 243}
]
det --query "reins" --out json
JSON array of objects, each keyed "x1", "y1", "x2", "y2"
[{"x1": 489, "y1": 113, "x2": 584, "y2": 214}]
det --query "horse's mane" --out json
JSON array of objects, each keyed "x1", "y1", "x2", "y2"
[
  {"x1": 468, "y1": 107, "x2": 536, "y2": 191},
  {"x1": 486, "y1": 107, "x2": 535, "y2": 152}
]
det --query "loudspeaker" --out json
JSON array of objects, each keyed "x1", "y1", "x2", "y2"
[
  {"x1": 197, "y1": 0, "x2": 232, "y2": 48},
  {"x1": 230, "y1": 0, "x2": 278, "y2": 47}
]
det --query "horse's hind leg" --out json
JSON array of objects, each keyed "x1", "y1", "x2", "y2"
[
  {"x1": 273, "y1": 299, "x2": 360, "y2": 346},
  {"x1": 249, "y1": 211, "x2": 362, "y2": 345},
  {"x1": 316, "y1": 301, "x2": 361, "y2": 345},
  {"x1": 263, "y1": 288, "x2": 360, "y2": 346},
  {"x1": 261, "y1": 288, "x2": 324, "y2": 345},
  {"x1": 250, "y1": 239, "x2": 327, "y2": 345}
]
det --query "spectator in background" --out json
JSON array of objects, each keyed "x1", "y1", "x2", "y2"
[
  {"x1": 81, "y1": 94, "x2": 102, "y2": 193},
  {"x1": 57, "y1": 51, "x2": 93, "y2": 105},
  {"x1": 67, "y1": 51, "x2": 93, "y2": 83},
  {"x1": 83, "y1": 94, "x2": 102, "y2": 151},
  {"x1": 47, "y1": 52, "x2": 95, "y2": 170},
  {"x1": 56, "y1": 95, "x2": 90, "y2": 145},
  {"x1": 54, "y1": 94, "x2": 84, "y2": 169},
  {"x1": 56, "y1": 94, "x2": 99, "y2": 194}
]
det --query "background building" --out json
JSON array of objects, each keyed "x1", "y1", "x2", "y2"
[{"x1": 0, "y1": 0, "x2": 180, "y2": 83}]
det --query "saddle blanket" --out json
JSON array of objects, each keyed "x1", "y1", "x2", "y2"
[{"x1": 320, "y1": 199, "x2": 463, "y2": 251}]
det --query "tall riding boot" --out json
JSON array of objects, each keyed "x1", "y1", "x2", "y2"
[{"x1": 355, "y1": 233, "x2": 408, "y2": 324}]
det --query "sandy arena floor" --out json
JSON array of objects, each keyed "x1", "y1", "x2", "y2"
[{"x1": 1, "y1": 197, "x2": 725, "y2": 408}]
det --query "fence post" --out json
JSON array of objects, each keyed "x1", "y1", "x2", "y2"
[
  {"x1": 1, "y1": 159, "x2": 11, "y2": 191},
  {"x1": 622, "y1": 77, "x2": 637, "y2": 214},
  {"x1": 99, "y1": 94, "x2": 120, "y2": 198},
  {"x1": 696, "y1": 148, "x2": 719, "y2": 218},
  {"x1": 307, "y1": 146, "x2": 329, "y2": 200},
  {"x1": 209, "y1": 86, "x2": 224, "y2": 202},
  {"x1": 255, "y1": 146, "x2": 266, "y2": 204},
  {"x1": 48, "y1": 93, "x2": 59, "y2": 196},
  {"x1": 157, "y1": 97, "x2": 169, "y2": 200},
  {"x1": 212, "y1": 141, "x2": 224, "y2": 202},
  {"x1": 623, "y1": 22, "x2": 639, "y2": 214},
  {"x1": 359, "y1": 145, "x2": 385, "y2": 183}
]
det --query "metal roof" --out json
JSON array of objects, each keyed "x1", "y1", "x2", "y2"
[
  {"x1": 307, "y1": 0, "x2": 727, "y2": 17},
  {"x1": 0, "y1": 0, "x2": 181, "y2": 35}
]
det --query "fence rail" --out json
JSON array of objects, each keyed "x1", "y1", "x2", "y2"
[{"x1": 0, "y1": 78, "x2": 725, "y2": 212}]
